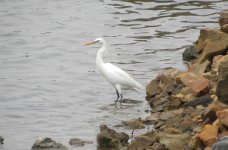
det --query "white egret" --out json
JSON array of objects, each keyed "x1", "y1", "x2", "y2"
[{"x1": 84, "y1": 38, "x2": 144, "y2": 101}]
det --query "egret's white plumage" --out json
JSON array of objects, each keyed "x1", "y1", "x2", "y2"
[{"x1": 84, "y1": 38, "x2": 144, "y2": 101}]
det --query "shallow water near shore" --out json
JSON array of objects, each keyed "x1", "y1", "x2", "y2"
[{"x1": 0, "y1": 0, "x2": 227, "y2": 149}]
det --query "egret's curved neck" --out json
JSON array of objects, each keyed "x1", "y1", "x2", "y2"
[{"x1": 96, "y1": 41, "x2": 107, "y2": 68}]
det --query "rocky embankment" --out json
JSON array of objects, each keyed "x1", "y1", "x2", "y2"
[{"x1": 97, "y1": 11, "x2": 228, "y2": 150}]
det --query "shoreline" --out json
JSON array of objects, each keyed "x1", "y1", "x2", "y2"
[{"x1": 97, "y1": 10, "x2": 228, "y2": 150}]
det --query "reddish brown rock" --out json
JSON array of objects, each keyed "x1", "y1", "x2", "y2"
[
  {"x1": 176, "y1": 72, "x2": 200, "y2": 86},
  {"x1": 188, "y1": 79, "x2": 210, "y2": 96},
  {"x1": 199, "y1": 124, "x2": 218, "y2": 147},
  {"x1": 216, "y1": 109, "x2": 228, "y2": 128}
]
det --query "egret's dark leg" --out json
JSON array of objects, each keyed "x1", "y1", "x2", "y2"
[
  {"x1": 120, "y1": 94, "x2": 123, "y2": 101},
  {"x1": 116, "y1": 89, "x2": 120, "y2": 101}
]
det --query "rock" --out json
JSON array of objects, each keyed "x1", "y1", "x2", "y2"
[
  {"x1": 216, "y1": 79, "x2": 228, "y2": 104},
  {"x1": 212, "y1": 55, "x2": 223, "y2": 72},
  {"x1": 188, "y1": 135, "x2": 204, "y2": 150},
  {"x1": 128, "y1": 135, "x2": 159, "y2": 150},
  {"x1": 202, "y1": 107, "x2": 217, "y2": 123},
  {"x1": 159, "y1": 68, "x2": 181, "y2": 79},
  {"x1": 183, "y1": 95, "x2": 212, "y2": 108},
  {"x1": 156, "y1": 69, "x2": 181, "y2": 95},
  {"x1": 196, "y1": 29, "x2": 228, "y2": 53},
  {"x1": 218, "y1": 131, "x2": 228, "y2": 139},
  {"x1": 199, "y1": 124, "x2": 218, "y2": 147},
  {"x1": 69, "y1": 138, "x2": 93, "y2": 147},
  {"x1": 188, "y1": 60, "x2": 210, "y2": 74},
  {"x1": 157, "y1": 132, "x2": 191, "y2": 150},
  {"x1": 97, "y1": 125, "x2": 129, "y2": 149},
  {"x1": 31, "y1": 137, "x2": 69, "y2": 150},
  {"x1": 146, "y1": 79, "x2": 160, "y2": 98},
  {"x1": 181, "y1": 117, "x2": 194, "y2": 130},
  {"x1": 147, "y1": 68, "x2": 182, "y2": 97},
  {"x1": 147, "y1": 142, "x2": 169, "y2": 150},
  {"x1": 177, "y1": 93, "x2": 195, "y2": 103},
  {"x1": 178, "y1": 87, "x2": 193, "y2": 95},
  {"x1": 203, "y1": 72, "x2": 218, "y2": 81},
  {"x1": 205, "y1": 147, "x2": 212, "y2": 150},
  {"x1": 0, "y1": 136, "x2": 3, "y2": 144},
  {"x1": 171, "y1": 108, "x2": 184, "y2": 115},
  {"x1": 154, "y1": 120, "x2": 165, "y2": 129},
  {"x1": 218, "y1": 61, "x2": 228, "y2": 80},
  {"x1": 198, "y1": 39, "x2": 228, "y2": 63},
  {"x1": 164, "y1": 114, "x2": 183, "y2": 130},
  {"x1": 207, "y1": 100, "x2": 228, "y2": 117},
  {"x1": 219, "y1": 10, "x2": 228, "y2": 26},
  {"x1": 176, "y1": 72, "x2": 201, "y2": 86},
  {"x1": 145, "y1": 112, "x2": 160, "y2": 123},
  {"x1": 212, "y1": 136, "x2": 228, "y2": 150},
  {"x1": 164, "y1": 128, "x2": 182, "y2": 134},
  {"x1": 188, "y1": 78, "x2": 210, "y2": 96},
  {"x1": 212, "y1": 55, "x2": 228, "y2": 73},
  {"x1": 221, "y1": 24, "x2": 228, "y2": 33},
  {"x1": 166, "y1": 96, "x2": 182, "y2": 110},
  {"x1": 183, "y1": 45, "x2": 199, "y2": 61},
  {"x1": 216, "y1": 109, "x2": 228, "y2": 128},
  {"x1": 160, "y1": 111, "x2": 175, "y2": 121},
  {"x1": 151, "y1": 104, "x2": 164, "y2": 113},
  {"x1": 192, "y1": 126, "x2": 202, "y2": 133},
  {"x1": 121, "y1": 118, "x2": 145, "y2": 129}
]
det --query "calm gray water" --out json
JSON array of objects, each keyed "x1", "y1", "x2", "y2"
[{"x1": 0, "y1": 0, "x2": 227, "y2": 149}]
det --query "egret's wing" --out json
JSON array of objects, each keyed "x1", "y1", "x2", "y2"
[{"x1": 102, "y1": 63, "x2": 144, "y2": 92}]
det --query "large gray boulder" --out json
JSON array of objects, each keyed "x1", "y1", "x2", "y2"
[
  {"x1": 31, "y1": 137, "x2": 68, "y2": 150},
  {"x1": 212, "y1": 136, "x2": 228, "y2": 150}
]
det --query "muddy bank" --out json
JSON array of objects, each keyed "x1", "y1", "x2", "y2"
[{"x1": 97, "y1": 10, "x2": 228, "y2": 150}]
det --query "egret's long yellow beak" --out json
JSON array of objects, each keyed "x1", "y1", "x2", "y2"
[{"x1": 83, "y1": 41, "x2": 96, "y2": 46}]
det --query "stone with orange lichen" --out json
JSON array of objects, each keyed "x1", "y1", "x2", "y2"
[{"x1": 199, "y1": 124, "x2": 218, "y2": 147}]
